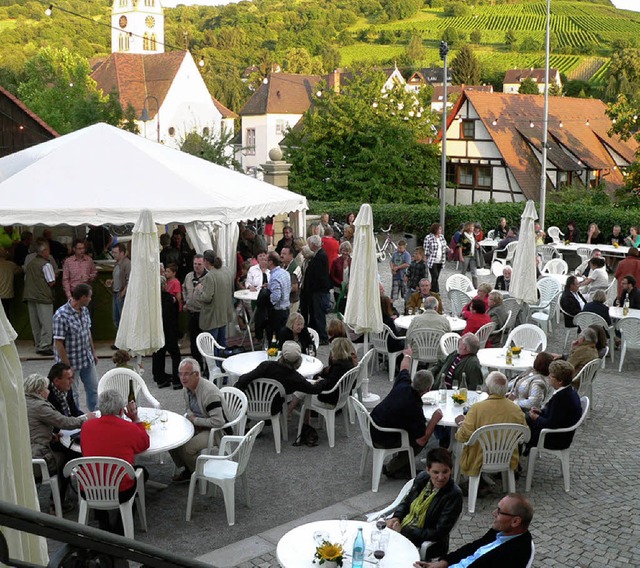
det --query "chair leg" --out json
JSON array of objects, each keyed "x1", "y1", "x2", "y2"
[
  {"x1": 325, "y1": 412, "x2": 336, "y2": 448},
  {"x1": 560, "y1": 451, "x2": 571, "y2": 492},
  {"x1": 468, "y1": 476, "x2": 480, "y2": 513},
  {"x1": 506, "y1": 470, "x2": 516, "y2": 493},
  {"x1": 78, "y1": 500, "x2": 89, "y2": 526},
  {"x1": 407, "y1": 447, "x2": 416, "y2": 479},
  {"x1": 296, "y1": 401, "x2": 307, "y2": 438},
  {"x1": 186, "y1": 473, "x2": 198, "y2": 521},
  {"x1": 360, "y1": 446, "x2": 369, "y2": 477},
  {"x1": 280, "y1": 411, "x2": 288, "y2": 442},
  {"x1": 343, "y1": 407, "x2": 350, "y2": 438},
  {"x1": 618, "y1": 342, "x2": 626, "y2": 372},
  {"x1": 271, "y1": 412, "x2": 282, "y2": 454},
  {"x1": 525, "y1": 449, "x2": 538, "y2": 492},
  {"x1": 371, "y1": 450, "x2": 385, "y2": 493},
  {"x1": 135, "y1": 477, "x2": 147, "y2": 532},
  {"x1": 220, "y1": 480, "x2": 236, "y2": 526},
  {"x1": 49, "y1": 475, "x2": 63, "y2": 518},
  {"x1": 119, "y1": 501, "x2": 135, "y2": 539}
]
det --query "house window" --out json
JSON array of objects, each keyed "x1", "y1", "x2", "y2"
[
  {"x1": 276, "y1": 120, "x2": 286, "y2": 135},
  {"x1": 202, "y1": 126, "x2": 210, "y2": 137},
  {"x1": 145, "y1": 0, "x2": 155, "y2": 5},
  {"x1": 458, "y1": 165, "x2": 473, "y2": 186},
  {"x1": 477, "y1": 166, "x2": 492, "y2": 188},
  {"x1": 457, "y1": 165, "x2": 491, "y2": 188},
  {"x1": 460, "y1": 120, "x2": 475, "y2": 140},
  {"x1": 168, "y1": 127, "x2": 176, "y2": 137},
  {"x1": 245, "y1": 128, "x2": 256, "y2": 155},
  {"x1": 119, "y1": 0, "x2": 127, "y2": 6}
]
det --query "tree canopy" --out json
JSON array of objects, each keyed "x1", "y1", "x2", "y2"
[
  {"x1": 451, "y1": 45, "x2": 481, "y2": 85},
  {"x1": 285, "y1": 72, "x2": 440, "y2": 203},
  {"x1": 518, "y1": 77, "x2": 539, "y2": 95}
]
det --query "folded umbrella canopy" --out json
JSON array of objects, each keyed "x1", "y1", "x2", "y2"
[{"x1": 510, "y1": 200, "x2": 539, "y2": 306}]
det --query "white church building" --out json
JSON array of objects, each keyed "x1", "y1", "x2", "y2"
[{"x1": 92, "y1": 0, "x2": 236, "y2": 148}]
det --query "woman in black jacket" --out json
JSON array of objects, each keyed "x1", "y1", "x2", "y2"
[
  {"x1": 386, "y1": 448, "x2": 462, "y2": 558},
  {"x1": 278, "y1": 312, "x2": 315, "y2": 355}
]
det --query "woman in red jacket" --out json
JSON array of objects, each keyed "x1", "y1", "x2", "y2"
[{"x1": 462, "y1": 298, "x2": 492, "y2": 344}]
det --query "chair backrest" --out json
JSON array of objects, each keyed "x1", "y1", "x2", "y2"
[
  {"x1": 439, "y1": 332, "x2": 460, "y2": 359},
  {"x1": 410, "y1": 329, "x2": 443, "y2": 364},
  {"x1": 526, "y1": 541, "x2": 536, "y2": 568},
  {"x1": 491, "y1": 260, "x2": 505, "y2": 277},
  {"x1": 487, "y1": 229, "x2": 495, "y2": 240},
  {"x1": 228, "y1": 420, "x2": 265, "y2": 477},
  {"x1": 574, "y1": 312, "x2": 608, "y2": 331},
  {"x1": 576, "y1": 247, "x2": 592, "y2": 263},
  {"x1": 466, "y1": 423, "x2": 530, "y2": 471},
  {"x1": 308, "y1": 328, "x2": 320, "y2": 350},
  {"x1": 370, "y1": 326, "x2": 391, "y2": 354},
  {"x1": 572, "y1": 359, "x2": 599, "y2": 399},
  {"x1": 329, "y1": 367, "x2": 361, "y2": 410},
  {"x1": 494, "y1": 310, "x2": 512, "y2": 337},
  {"x1": 445, "y1": 274, "x2": 473, "y2": 293},
  {"x1": 474, "y1": 322, "x2": 496, "y2": 348},
  {"x1": 547, "y1": 226, "x2": 564, "y2": 243},
  {"x1": 616, "y1": 317, "x2": 640, "y2": 346},
  {"x1": 349, "y1": 396, "x2": 374, "y2": 449},
  {"x1": 504, "y1": 241, "x2": 519, "y2": 263},
  {"x1": 196, "y1": 332, "x2": 225, "y2": 376},
  {"x1": 63, "y1": 457, "x2": 135, "y2": 506},
  {"x1": 537, "y1": 277, "x2": 562, "y2": 303},
  {"x1": 220, "y1": 386, "x2": 248, "y2": 435},
  {"x1": 505, "y1": 324, "x2": 547, "y2": 352},
  {"x1": 448, "y1": 289, "x2": 472, "y2": 317},
  {"x1": 574, "y1": 259, "x2": 589, "y2": 276},
  {"x1": 605, "y1": 278, "x2": 618, "y2": 306},
  {"x1": 541, "y1": 258, "x2": 568, "y2": 275},
  {"x1": 502, "y1": 298, "x2": 520, "y2": 327},
  {"x1": 244, "y1": 379, "x2": 287, "y2": 418},
  {"x1": 98, "y1": 368, "x2": 160, "y2": 408},
  {"x1": 354, "y1": 348, "x2": 376, "y2": 399},
  {"x1": 365, "y1": 478, "x2": 414, "y2": 522},
  {"x1": 541, "y1": 397, "x2": 590, "y2": 445},
  {"x1": 536, "y1": 245, "x2": 557, "y2": 265}
]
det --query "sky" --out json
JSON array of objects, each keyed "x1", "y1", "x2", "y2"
[{"x1": 611, "y1": 0, "x2": 640, "y2": 11}]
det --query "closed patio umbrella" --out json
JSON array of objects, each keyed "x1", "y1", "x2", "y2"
[
  {"x1": 115, "y1": 209, "x2": 164, "y2": 356},
  {"x1": 510, "y1": 200, "x2": 539, "y2": 305},
  {"x1": 0, "y1": 305, "x2": 48, "y2": 564}
]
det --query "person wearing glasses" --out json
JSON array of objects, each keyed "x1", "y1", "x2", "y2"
[
  {"x1": 169, "y1": 358, "x2": 226, "y2": 484},
  {"x1": 415, "y1": 493, "x2": 534, "y2": 567}
]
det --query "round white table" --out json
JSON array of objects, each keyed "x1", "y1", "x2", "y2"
[
  {"x1": 423, "y1": 389, "x2": 488, "y2": 427},
  {"x1": 222, "y1": 350, "x2": 324, "y2": 379},
  {"x1": 609, "y1": 306, "x2": 640, "y2": 320},
  {"x1": 394, "y1": 314, "x2": 466, "y2": 332},
  {"x1": 276, "y1": 520, "x2": 419, "y2": 567},
  {"x1": 477, "y1": 348, "x2": 537, "y2": 372},
  {"x1": 234, "y1": 289, "x2": 259, "y2": 302}
]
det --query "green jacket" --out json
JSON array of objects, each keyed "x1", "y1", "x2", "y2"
[
  {"x1": 431, "y1": 352, "x2": 483, "y2": 392},
  {"x1": 23, "y1": 256, "x2": 54, "y2": 304}
]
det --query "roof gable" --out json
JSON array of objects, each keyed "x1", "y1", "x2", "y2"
[
  {"x1": 239, "y1": 73, "x2": 322, "y2": 116},
  {"x1": 504, "y1": 68, "x2": 560, "y2": 84}
]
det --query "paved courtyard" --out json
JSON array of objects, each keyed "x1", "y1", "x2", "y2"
[{"x1": 21, "y1": 259, "x2": 640, "y2": 567}]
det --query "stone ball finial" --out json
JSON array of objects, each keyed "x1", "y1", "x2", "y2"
[{"x1": 268, "y1": 146, "x2": 283, "y2": 161}]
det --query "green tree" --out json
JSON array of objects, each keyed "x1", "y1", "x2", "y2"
[
  {"x1": 442, "y1": 27, "x2": 458, "y2": 45},
  {"x1": 180, "y1": 127, "x2": 242, "y2": 171},
  {"x1": 519, "y1": 36, "x2": 540, "y2": 52},
  {"x1": 444, "y1": 1, "x2": 471, "y2": 17},
  {"x1": 400, "y1": 35, "x2": 426, "y2": 67},
  {"x1": 470, "y1": 29, "x2": 482, "y2": 44},
  {"x1": 505, "y1": 29, "x2": 517, "y2": 50},
  {"x1": 283, "y1": 47, "x2": 324, "y2": 74},
  {"x1": 285, "y1": 72, "x2": 440, "y2": 203},
  {"x1": 548, "y1": 82, "x2": 563, "y2": 97},
  {"x1": 17, "y1": 47, "x2": 122, "y2": 134},
  {"x1": 451, "y1": 45, "x2": 481, "y2": 85},
  {"x1": 518, "y1": 77, "x2": 539, "y2": 94}
]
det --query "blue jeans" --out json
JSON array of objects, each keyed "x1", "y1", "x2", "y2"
[
  {"x1": 72, "y1": 364, "x2": 98, "y2": 412},
  {"x1": 113, "y1": 292, "x2": 125, "y2": 329}
]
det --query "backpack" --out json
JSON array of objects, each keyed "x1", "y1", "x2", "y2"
[{"x1": 293, "y1": 423, "x2": 319, "y2": 447}]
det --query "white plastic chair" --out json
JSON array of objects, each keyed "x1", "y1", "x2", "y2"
[
  {"x1": 33, "y1": 458, "x2": 62, "y2": 518},
  {"x1": 349, "y1": 396, "x2": 415, "y2": 492},
  {"x1": 439, "y1": 332, "x2": 460, "y2": 359},
  {"x1": 492, "y1": 310, "x2": 511, "y2": 347},
  {"x1": 186, "y1": 420, "x2": 264, "y2": 526},
  {"x1": 529, "y1": 277, "x2": 562, "y2": 330},
  {"x1": 349, "y1": 349, "x2": 376, "y2": 425},
  {"x1": 474, "y1": 322, "x2": 496, "y2": 349},
  {"x1": 536, "y1": 245, "x2": 558, "y2": 266},
  {"x1": 559, "y1": 305, "x2": 579, "y2": 350},
  {"x1": 196, "y1": 332, "x2": 232, "y2": 388},
  {"x1": 63, "y1": 457, "x2": 147, "y2": 539},
  {"x1": 573, "y1": 312, "x2": 615, "y2": 365},
  {"x1": 541, "y1": 258, "x2": 568, "y2": 275},
  {"x1": 530, "y1": 291, "x2": 561, "y2": 333},
  {"x1": 525, "y1": 396, "x2": 589, "y2": 492},
  {"x1": 448, "y1": 289, "x2": 472, "y2": 317},
  {"x1": 571, "y1": 359, "x2": 599, "y2": 417},
  {"x1": 408, "y1": 329, "x2": 443, "y2": 376},
  {"x1": 308, "y1": 327, "x2": 320, "y2": 350},
  {"x1": 526, "y1": 541, "x2": 536, "y2": 568},
  {"x1": 605, "y1": 278, "x2": 618, "y2": 306},
  {"x1": 297, "y1": 366, "x2": 359, "y2": 448},
  {"x1": 445, "y1": 274, "x2": 474, "y2": 294},
  {"x1": 616, "y1": 317, "x2": 640, "y2": 372},
  {"x1": 505, "y1": 324, "x2": 547, "y2": 352},
  {"x1": 244, "y1": 379, "x2": 288, "y2": 454},
  {"x1": 492, "y1": 241, "x2": 518, "y2": 265},
  {"x1": 491, "y1": 260, "x2": 505, "y2": 277},
  {"x1": 454, "y1": 423, "x2": 530, "y2": 513},
  {"x1": 487, "y1": 230, "x2": 496, "y2": 240},
  {"x1": 547, "y1": 226, "x2": 564, "y2": 244},
  {"x1": 203, "y1": 387, "x2": 248, "y2": 455},
  {"x1": 501, "y1": 299, "x2": 521, "y2": 339},
  {"x1": 98, "y1": 368, "x2": 160, "y2": 409},
  {"x1": 370, "y1": 325, "x2": 405, "y2": 382},
  {"x1": 365, "y1": 478, "x2": 414, "y2": 522},
  {"x1": 576, "y1": 247, "x2": 592, "y2": 264}
]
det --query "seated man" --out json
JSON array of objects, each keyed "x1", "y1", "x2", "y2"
[
  {"x1": 371, "y1": 348, "x2": 443, "y2": 479},
  {"x1": 169, "y1": 358, "x2": 226, "y2": 483},
  {"x1": 494, "y1": 266, "x2": 511, "y2": 291},
  {"x1": 406, "y1": 278, "x2": 444, "y2": 314},
  {"x1": 454, "y1": 372, "x2": 526, "y2": 483},
  {"x1": 406, "y1": 296, "x2": 451, "y2": 343},
  {"x1": 617, "y1": 275, "x2": 640, "y2": 309},
  {"x1": 566, "y1": 327, "x2": 599, "y2": 375},
  {"x1": 47, "y1": 362, "x2": 84, "y2": 417},
  {"x1": 80, "y1": 389, "x2": 149, "y2": 532},
  {"x1": 417, "y1": 493, "x2": 534, "y2": 568},
  {"x1": 431, "y1": 333, "x2": 483, "y2": 392}
]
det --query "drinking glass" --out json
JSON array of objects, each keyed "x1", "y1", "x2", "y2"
[
  {"x1": 452, "y1": 380, "x2": 459, "y2": 392},
  {"x1": 375, "y1": 516, "x2": 387, "y2": 531},
  {"x1": 160, "y1": 410, "x2": 168, "y2": 430},
  {"x1": 313, "y1": 530, "x2": 329, "y2": 546},
  {"x1": 373, "y1": 531, "x2": 389, "y2": 566},
  {"x1": 339, "y1": 515, "x2": 348, "y2": 543}
]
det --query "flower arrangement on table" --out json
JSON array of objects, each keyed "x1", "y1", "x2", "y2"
[
  {"x1": 314, "y1": 541, "x2": 344, "y2": 566},
  {"x1": 511, "y1": 346, "x2": 522, "y2": 357},
  {"x1": 452, "y1": 393, "x2": 466, "y2": 405},
  {"x1": 141, "y1": 420, "x2": 152, "y2": 431}
]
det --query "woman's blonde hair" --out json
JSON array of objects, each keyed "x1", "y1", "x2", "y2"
[
  {"x1": 330, "y1": 337, "x2": 353, "y2": 361},
  {"x1": 24, "y1": 373, "x2": 49, "y2": 395},
  {"x1": 286, "y1": 312, "x2": 305, "y2": 331}
]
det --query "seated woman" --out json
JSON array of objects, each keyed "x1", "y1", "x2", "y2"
[
  {"x1": 487, "y1": 291, "x2": 508, "y2": 344},
  {"x1": 582, "y1": 290, "x2": 612, "y2": 326},
  {"x1": 278, "y1": 312, "x2": 315, "y2": 355},
  {"x1": 381, "y1": 295, "x2": 405, "y2": 353},
  {"x1": 624, "y1": 225, "x2": 640, "y2": 248},
  {"x1": 577, "y1": 257, "x2": 608, "y2": 296},
  {"x1": 586, "y1": 223, "x2": 605, "y2": 245},
  {"x1": 462, "y1": 298, "x2": 492, "y2": 340},
  {"x1": 461, "y1": 283, "x2": 492, "y2": 319},
  {"x1": 25, "y1": 373, "x2": 95, "y2": 512},
  {"x1": 508, "y1": 352, "x2": 553, "y2": 411},
  {"x1": 526, "y1": 360, "x2": 582, "y2": 452},
  {"x1": 327, "y1": 319, "x2": 358, "y2": 366},
  {"x1": 386, "y1": 448, "x2": 462, "y2": 557}
]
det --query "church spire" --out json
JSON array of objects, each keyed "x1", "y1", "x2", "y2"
[{"x1": 111, "y1": 0, "x2": 164, "y2": 54}]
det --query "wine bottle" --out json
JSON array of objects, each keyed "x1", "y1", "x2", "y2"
[
  {"x1": 127, "y1": 379, "x2": 136, "y2": 404},
  {"x1": 352, "y1": 527, "x2": 365, "y2": 568},
  {"x1": 267, "y1": 333, "x2": 278, "y2": 360},
  {"x1": 623, "y1": 296, "x2": 629, "y2": 317},
  {"x1": 459, "y1": 371, "x2": 468, "y2": 403}
]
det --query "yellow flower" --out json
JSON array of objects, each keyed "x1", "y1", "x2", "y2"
[
  {"x1": 142, "y1": 420, "x2": 152, "y2": 431},
  {"x1": 316, "y1": 542, "x2": 344, "y2": 563}
]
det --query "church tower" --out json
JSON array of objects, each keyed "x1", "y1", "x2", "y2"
[{"x1": 111, "y1": 0, "x2": 164, "y2": 54}]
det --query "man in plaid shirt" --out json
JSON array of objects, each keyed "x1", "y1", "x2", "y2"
[{"x1": 53, "y1": 283, "x2": 98, "y2": 411}]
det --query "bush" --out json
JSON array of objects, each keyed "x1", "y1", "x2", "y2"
[{"x1": 308, "y1": 201, "x2": 640, "y2": 241}]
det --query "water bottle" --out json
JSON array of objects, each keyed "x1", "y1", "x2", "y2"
[{"x1": 352, "y1": 527, "x2": 365, "y2": 568}]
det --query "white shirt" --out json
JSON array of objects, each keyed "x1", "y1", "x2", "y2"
[{"x1": 246, "y1": 264, "x2": 270, "y2": 289}]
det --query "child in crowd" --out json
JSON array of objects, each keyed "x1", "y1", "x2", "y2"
[
  {"x1": 406, "y1": 246, "x2": 427, "y2": 298},
  {"x1": 390, "y1": 239, "x2": 411, "y2": 301},
  {"x1": 164, "y1": 263, "x2": 182, "y2": 311}
]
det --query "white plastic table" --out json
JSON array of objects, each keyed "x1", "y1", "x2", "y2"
[
  {"x1": 551, "y1": 242, "x2": 629, "y2": 258},
  {"x1": 394, "y1": 314, "x2": 466, "y2": 332},
  {"x1": 222, "y1": 350, "x2": 323, "y2": 380},
  {"x1": 609, "y1": 306, "x2": 640, "y2": 320},
  {"x1": 276, "y1": 520, "x2": 419, "y2": 567},
  {"x1": 423, "y1": 389, "x2": 488, "y2": 427},
  {"x1": 477, "y1": 348, "x2": 537, "y2": 372},
  {"x1": 234, "y1": 289, "x2": 260, "y2": 351}
]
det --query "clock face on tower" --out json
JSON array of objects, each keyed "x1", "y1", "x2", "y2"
[
  {"x1": 119, "y1": 15, "x2": 128, "y2": 28},
  {"x1": 145, "y1": 16, "x2": 155, "y2": 28}
]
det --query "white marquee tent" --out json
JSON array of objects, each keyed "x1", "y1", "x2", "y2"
[{"x1": 0, "y1": 122, "x2": 308, "y2": 265}]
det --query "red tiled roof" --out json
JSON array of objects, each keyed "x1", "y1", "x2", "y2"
[
  {"x1": 212, "y1": 97, "x2": 238, "y2": 119},
  {"x1": 239, "y1": 73, "x2": 322, "y2": 116},
  {"x1": 504, "y1": 68, "x2": 560, "y2": 84},
  {"x1": 0, "y1": 84, "x2": 59, "y2": 137},
  {"x1": 432, "y1": 84, "x2": 492, "y2": 102},
  {"x1": 91, "y1": 51, "x2": 187, "y2": 119}
]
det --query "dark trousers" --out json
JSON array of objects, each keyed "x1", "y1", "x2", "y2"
[
  {"x1": 188, "y1": 311, "x2": 204, "y2": 370},
  {"x1": 152, "y1": 336, "x2": 181, "y2": 384},
  {"x1": 1, "y1": 298, "x2": 11, "y2": 319},
  {"x1": 310, "y1": 292, "x2": 330, "y2": 341},
  {"x1": 429, "y1": 264, "x2": 443, "y2": 293},
  {"x1": 267, "y1": 308, "x2": 289, "y2": 342}
]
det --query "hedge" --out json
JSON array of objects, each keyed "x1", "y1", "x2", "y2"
[{"x1": 309, "y1": 201, "x2": 640, "y2": 241}]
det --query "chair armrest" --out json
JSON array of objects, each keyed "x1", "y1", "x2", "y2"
[
  {"x1": 365, "y1": 478, "x2": 414, "y2": 522},
  {"x1": 420, "y1": 541, "x2": 436, "y2": 561},
  {"x1": 219, "y1": 435, "x2": 245, "y2": 456},
  {"x1": 538, "y1": 425, "x2": 577, "y2": 447}
]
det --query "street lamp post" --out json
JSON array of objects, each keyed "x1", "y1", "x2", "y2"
[
  {"x1": 540, "y1": 0, "x2": 551, "y2": 229},
  {"x1": 439, "y1": 40, "x2": 449, "y2": 229},
  {"x1": 140, "y1": 95, "x2": 160, "y2": 143}
]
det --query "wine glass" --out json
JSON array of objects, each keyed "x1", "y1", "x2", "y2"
[
  {"x1": 376, "y1": 516, "x2": 387, "y2": 531},
  {"x1": 160, "y1": 410, "x2": 168, "y2": 430},
  {"x1": 373, "y1": 531, "x2": 389, "y2": 566},
  {"x1": 339, "y1": 515, "x2": 348, "y2": 543},
  {"x1": 452, "y1": 379, "x2": 459, "y2": 392},
  {"x1": 475, "y1": 385, "x2": 482, "y2": 402},
  {"x1": 313, "y1": 530, "x2": 329, "y2": 546}
]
